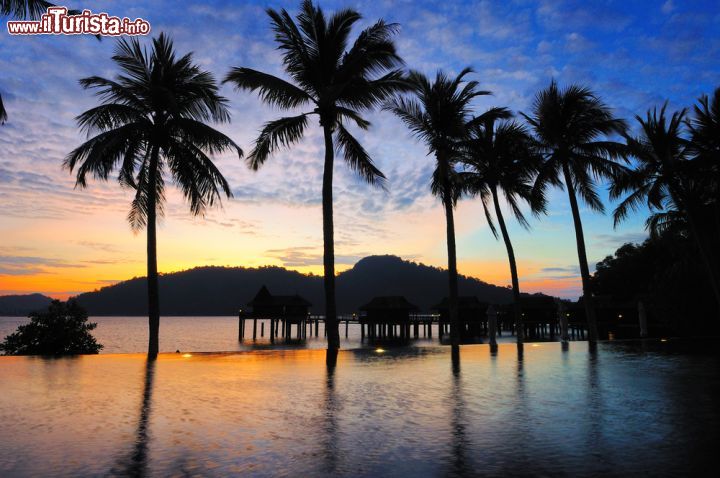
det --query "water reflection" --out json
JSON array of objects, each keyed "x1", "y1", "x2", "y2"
[
  {"x1": 111, "y1": 359, "x2": 156, "y2": 477},
  {"x1": 585, "y1": 347, "x2": 608, "y2": 470},
  {"x1": 448, "y1": 353, "x2": 470, "y2": 477},
  {"x1": 2, "y1": 341, "x2": 719, "y2": 476},
  {"x1": 322, "y1": 362, "x2": 340, "y2": 475}
]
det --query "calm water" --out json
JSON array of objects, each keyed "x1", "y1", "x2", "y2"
[
  {"x1": 0, "y1": 316, "x2": 521, "y2": 354},
  {"x1": 1, "y1": 341, "x2": 718, "y2": 477}
]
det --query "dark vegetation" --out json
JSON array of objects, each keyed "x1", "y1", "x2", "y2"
[
  {"x1": 593, "y1": 229, "x2": 720, "y2": 336},
  {"x1": 0, "y1": 299, "x2": 103, "y2": 355}
]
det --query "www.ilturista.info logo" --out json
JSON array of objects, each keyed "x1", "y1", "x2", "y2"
[{"x1": 7, "y1": 7, "x2": 150, "y2": 36}]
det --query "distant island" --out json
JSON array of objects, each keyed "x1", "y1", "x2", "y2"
[{"x1": 1, "y1": 255, "x2": 544, "y2": 316}]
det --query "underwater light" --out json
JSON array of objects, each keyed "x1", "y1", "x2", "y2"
[
  {"x1": 660, "y1": 338, "x2": 668, "y2": 343},
  {"x1": 375, "y1": 348, "x2": 385, "y2": 353}
]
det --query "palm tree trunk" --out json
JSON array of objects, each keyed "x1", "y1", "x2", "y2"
[
  {"x1": 147, "y1": 147, "x2": 160, "y2": 358},
  {"x1": 491, "y1": 185, "x2": 523, "y2": 345},
  {"x1": 439, "y1": 154, "x2": 460, "y2": 350},
  {"x1": 562, "y1": 164, "x2": 599, "y2": 343},
  {"x1": 322, "y1": 124, "x2": 340, "y2": 354}
]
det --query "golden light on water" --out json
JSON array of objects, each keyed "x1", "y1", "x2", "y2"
[
  {"x1": 375, "y1": 348, "x2": 385, "y2": 353},
  {"x1": 182, "y1": 353, "x2": 193, "y2": 358}
]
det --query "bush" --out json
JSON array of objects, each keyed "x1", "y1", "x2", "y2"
[{"x1": 0, "y1": 299, "x2": 103, "y2": 355}]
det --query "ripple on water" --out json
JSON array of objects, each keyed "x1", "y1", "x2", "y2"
[{"x1": 0, "y1": 341, "x2": 719, "y2": 477}]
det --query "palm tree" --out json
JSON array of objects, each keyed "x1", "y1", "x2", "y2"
[
  {"x1": 65, "y1": 33, "x2": 242, "y2": 358},
  {"x1": 0, "y1": 95, "x2": 6, "y2": 125},
  {"x1": 224, "y1": 0, "x2": 406, "y2": 357},
  {"x1": 1, "y1": 0, "x2": 92, "y2": 124},
  {"x1": 2, "y1": 0, "x2": 56, "y2": 18},
  {"x1": 612, "y1": 104, "x2": 720, "y2": 312},
  {"x1": 524, "y1": 81, "x2": 627, "y2": 343},
  {"x1": 688, "y1": 87, "x2": 720, "y2": 251},
  {"x1": 385, "y1": 68, "x2": 489, "y2": 351},
  {"x1": 458, "y1": 108, "x2": 546, "y2": 346}
]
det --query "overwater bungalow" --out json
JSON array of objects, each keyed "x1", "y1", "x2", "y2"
[
  {"x1": 499, "y1": 295, "x2": 560, "y2": 340},
  {"x1": 239, "y1": 285, "x2": 311, "y2": 341},
  {"x1": 432, "y1": 296, "x2": 489, "y2": 338},
  {"x1": 359, "y1": 296, "x2": 419, "y2": 340}
]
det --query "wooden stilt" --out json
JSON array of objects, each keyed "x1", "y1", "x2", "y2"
[{"x1": 487, "y1": 305, "x2": 498, "y2": 347}]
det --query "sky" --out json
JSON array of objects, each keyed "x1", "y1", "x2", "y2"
[{"x1": 1, "y1": 0, "x2": 719, "y2": 300}]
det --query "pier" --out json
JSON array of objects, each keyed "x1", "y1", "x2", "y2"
[{"x1": 238, "y1": 293, "x2": 655, "y2": 344}]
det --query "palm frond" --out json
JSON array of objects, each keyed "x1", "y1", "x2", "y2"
[
  {"x1": 335, "y1": 123, "x2": 386, "y2": 187},
  {"x1": 0, "y1": 93, "x2": 6, "y2": 125},
  {"x1": 248, "y1": 114, "x2": 308, "y2": 169},
  {"x1": 224, "y1": 67, "x2": 313, "y2": 109}
]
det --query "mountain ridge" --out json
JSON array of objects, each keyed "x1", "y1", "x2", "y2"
[
  {"x1": 3, "y1": 255, "x2": 551, "y2": 316},
  {"x1": 0, "y1": 293, "x2": 54, "y2": 316}
]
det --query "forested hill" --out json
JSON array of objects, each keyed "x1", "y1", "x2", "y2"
[
  {"x1": 0, "y1": 293, "x2": 53, "y2": 316},
  {"x1": 72, "y1": 255, "x2": 520, "y2": 315}
]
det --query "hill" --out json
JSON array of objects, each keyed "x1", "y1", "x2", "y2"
[
  {"x1": 72, "y1": 255, "x2": 521, "y2": 316},
  {"x1": 0, "y1": 293, "x2": 53, "y2": 316}
]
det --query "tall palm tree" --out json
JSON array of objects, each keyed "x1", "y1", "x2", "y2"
[
  {"x1": 459, "y1": 108, "x2": 546, "y2": 346},
  {"x1": 65, "y1": 33, "x2": 242, "y2": 358},
  {"x1": 612, "y1": 104, "x2": 720, "y2": 311},
  {"x1": 385, "y1": 68, "x2": 489, "y2": 351},
  {"x1": 224, "y1": 0, "x2": 405, "y2": 358},
  {"x1": 688, "y1": 87, "x2": 720, "y2": 249},
  {"x1": 524, "y1": 81, "x2": 627, "y2": 343},
  {"x1": 1, "y1": 0, "x2": 92, "y2": 124}
]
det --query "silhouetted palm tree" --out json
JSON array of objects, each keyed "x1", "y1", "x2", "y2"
[
  {"x1": 459, "y1": 108, "x2": 546, "y2": 345},
  {"x1": 612, "y1": 104, "x2": 720, "y2": 311},
  {"x1": 65, "y1": 33, "x2": 241, "y2": 358},
  {"x1": 1, "y1": 0, "x2": 92, "y2": 124},
  {"x1": 385, "y1": 68, "x2": 489, "y2": 351},
  {"x1": 224, "y1": 0, "x2": 405, "y2": 356},
  {"x1": 688, "y1": 87, "x2": 720, "y2": 247},
  {"x1": 524, "y1": 81, "x2": 627, "y2": 343},
  {"x1": 2, "y1": 0, "x2": 55, "y2": 18},
  {"x1": 0, "y1": 95, "x2": 6, "y2": 125}
]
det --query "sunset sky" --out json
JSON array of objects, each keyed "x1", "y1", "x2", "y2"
[{"x1": 1, "y1": 0, "x2": 719, "y2": 300}]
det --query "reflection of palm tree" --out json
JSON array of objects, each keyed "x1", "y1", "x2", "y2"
[
  {"x1": 111, "y1": 358, "x2": 156, "y2": 477},
  {"x1": 224, "y1": 1, "x2": 406, "y2": 358},
  {"x1": 525, "y1": 81, "x2": 627, "y2": 343},
  {"x1": 322, "y1": 364, "x2": 340, "y2": 474},
  {"x1": 459, "y1": 108, "x2": 546, "y2": 346},
  {"x1": 385, "y1": 69, "x2": 489, "y2": 352},
  {"x1": 449, "y1": 357, "x2": 469, "y2": 476},
  {"x1": 65, "y1": 34, "x2": 241, "y2": 357}
]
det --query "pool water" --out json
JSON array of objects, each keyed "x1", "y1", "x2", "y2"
[{"x1": 1, "y1": 340, "x2": 718, "y2": 477}]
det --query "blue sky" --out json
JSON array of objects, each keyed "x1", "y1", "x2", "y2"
[{"x1": 1, "y1": 0, "x2": 719, "y2": 298}]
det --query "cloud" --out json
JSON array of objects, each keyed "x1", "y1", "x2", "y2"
[
  {"x1": 264, "y1": 246, "x2": 366, "y2": 268},
  {"x1": 661, "y1": 0, "x2": 675, "y2": 15},
  {"x1": 593, "y1": 232, "x2": 647, "y2": 249},
  {"x1": 0, "y1": 255, "x2": 85, "y2": 275}
]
